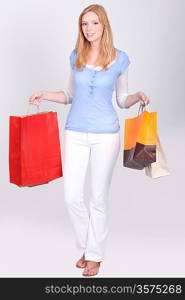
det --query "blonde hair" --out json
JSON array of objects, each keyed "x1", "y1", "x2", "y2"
[{"x1": 74, "y1": 4, "x2": 116, "y2": 71}]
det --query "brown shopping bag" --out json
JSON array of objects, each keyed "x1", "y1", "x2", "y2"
[
  {"x1": 123, "y1": 104, "x2": 157, "y2": 170},
  {"x1": 144, "y1": 133, "x2": 170, "y2": 178}
]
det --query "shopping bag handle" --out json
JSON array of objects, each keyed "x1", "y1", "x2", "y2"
[
  {"x1": 26, "y1": 103, "x2": 40, "y2": 115},
  {"x1": 137, "y1": 102, "x2": 147, "y2": 116}
]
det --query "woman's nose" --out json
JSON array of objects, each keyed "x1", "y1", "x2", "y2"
[{"x1": 86, "y1": 25, "x2": 93, "y2": 30}]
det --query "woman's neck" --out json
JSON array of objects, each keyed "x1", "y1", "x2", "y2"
[{"x1": 89, "y1": 39, "x2": 102, "y2": 53}]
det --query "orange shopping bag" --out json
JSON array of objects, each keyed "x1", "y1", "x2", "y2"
[
  {"x1": 123, "y1": 104, "x2": 157, "y2": 170},
  {"x1": 9, "y1": 105, "x2": 63, "y2": 187}
]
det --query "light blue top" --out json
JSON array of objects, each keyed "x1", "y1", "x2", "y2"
[{"x1": 64, "y1": 48, "x2": 131, "y2": 133}]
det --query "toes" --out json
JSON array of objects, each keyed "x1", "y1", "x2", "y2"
[
  {"x1": 82, "y1": 268, "x2": 90, "y2": 276},
  {"x1": 82, "y1": 267, "x2": 98, "y2": 276},
  {"x1": 82, "y1": 261, "x2": 100, "y2": 276},
  {"x1": 89, "y1": 271, "x2": 95, "y2": 276},
  {"x1": 82, "y1": 269, "x2": 88, "y2": 276}
]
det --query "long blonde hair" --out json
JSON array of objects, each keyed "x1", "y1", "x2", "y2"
[{"x1": 74, "y1": 4, "x2": 116, "y2": 71}]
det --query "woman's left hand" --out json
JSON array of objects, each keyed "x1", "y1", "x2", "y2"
[{"x1": 137, "y1": 91, "x2": 150, "y2": 106}]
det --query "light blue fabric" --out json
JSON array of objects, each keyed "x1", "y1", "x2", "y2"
[{"x1": 64, "y1": 48, "x2": 131, "y2": 133}]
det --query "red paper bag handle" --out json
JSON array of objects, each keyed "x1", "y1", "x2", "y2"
[{"x1": 26, "y1": 103, "x2": 40, "y2": 115}]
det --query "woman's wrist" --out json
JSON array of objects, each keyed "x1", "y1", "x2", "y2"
[
  {"x1": 43, "y1": 91, "x2": 50, "y2": 100},
  {"x1": 43, "y1": 91, "x2": 57, "y2": 101}
]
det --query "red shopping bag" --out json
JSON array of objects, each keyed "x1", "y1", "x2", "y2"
[{"x1": 9, "y1": 106, "x2": 63, "y2": 187}]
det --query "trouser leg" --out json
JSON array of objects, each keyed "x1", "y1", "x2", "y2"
[
  {"x1": 84, "y1": 132, "x2": 121, "y2": 262},
  {"x1": 63, "y1": 130, "x2": 90, "y2": 253}
]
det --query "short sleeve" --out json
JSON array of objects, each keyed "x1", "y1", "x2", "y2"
[
  {"x1": 119, "y1": 51, "x2": 131, "y2": 76},
  {"x1": 69, "y1": 49, "x2": 76, "y2": 70}
]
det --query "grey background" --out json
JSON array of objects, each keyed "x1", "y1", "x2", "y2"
[{"x1": 0, "y1": 0, "x2": 185, "y2": 277}]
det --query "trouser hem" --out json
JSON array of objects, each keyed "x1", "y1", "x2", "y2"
[{"x1": 84, "y1": 254, "x2": 103, "y2": 262}]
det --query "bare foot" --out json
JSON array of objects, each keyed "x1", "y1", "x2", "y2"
[
  {"x1": 82, "y1": 261, "x2": 101, "y2": 276},
  {"x1": 75, "y1": 254, "x2": 86, "y2": 268}
]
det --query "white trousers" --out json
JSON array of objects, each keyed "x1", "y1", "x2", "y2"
[{"x1": 63, "y1": 129, "x2": 121, "y2": 262}]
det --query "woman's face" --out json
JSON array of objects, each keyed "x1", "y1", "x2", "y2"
[{"x1": 81, "y1": 11, "x2": 104, "y2": 44}]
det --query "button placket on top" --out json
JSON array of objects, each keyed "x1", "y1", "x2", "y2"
[{"x1": 88, "y1": 70, "x2": 97, "y2": 97}]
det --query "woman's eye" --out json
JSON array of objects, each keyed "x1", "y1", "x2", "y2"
[{"x1": 82, "y1": 22, "x2": 99, "y2": 26}]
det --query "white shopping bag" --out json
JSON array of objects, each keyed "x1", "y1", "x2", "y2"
[{"x1": 145, "y1": 133, "x2": 170, "y2": 179}]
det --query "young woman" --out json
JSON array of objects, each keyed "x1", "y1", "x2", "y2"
[{"x1": 29, "y1": 4, "x2": 150, "y2": 276}]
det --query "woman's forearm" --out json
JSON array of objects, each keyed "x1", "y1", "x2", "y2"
[
  {"x1": 124, "y1": 91, "x2": 150, "y2": 108},
  {"x1": 124, "y1": 93, "x2": 139, "y2": 108},
  {"x1": 43, "y1": 91, "x2": 67, "y2": 104}
]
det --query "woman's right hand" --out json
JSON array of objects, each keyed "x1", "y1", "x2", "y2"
[{"x1": 29, "y1": 90, "x2": 46, "y2": 105}]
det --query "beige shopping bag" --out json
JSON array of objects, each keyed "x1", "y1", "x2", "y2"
[{"x1": 145, "y1": 133, "x2": 170, "y2": 178}]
